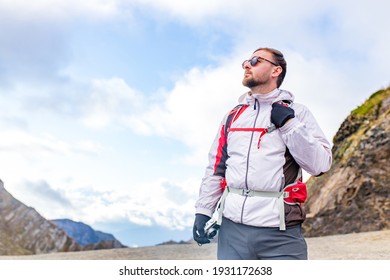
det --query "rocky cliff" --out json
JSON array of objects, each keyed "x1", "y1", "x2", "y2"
[
  {"x1": 303, "y1": 88, "x2": 390, "y2": 236},
  {"x1": 0, "y1": 180, "x2": 126, "y2": 255},
  {"x1": 0, "y1": 180, "x2": 80, "y2": 255}
]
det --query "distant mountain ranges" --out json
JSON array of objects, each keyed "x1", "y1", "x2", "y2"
[{"x1": 51, "y1": 219, "x2": 126, "y2": 250}]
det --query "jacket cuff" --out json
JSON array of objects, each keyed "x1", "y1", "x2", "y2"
[
  {"x1": 195, "y1": 208, "x2": 213, "y2": 218},
  {"x1": 279, "y1": 117, "x2": 302, "y2": 134}
]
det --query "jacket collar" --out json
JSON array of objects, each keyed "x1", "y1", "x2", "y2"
[{"x1": 238, "y1": 88, "x2": 295, "y2": 106}]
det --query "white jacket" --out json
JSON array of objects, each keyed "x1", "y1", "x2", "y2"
[{"x1": 195, "y1": 88, "x2": 332, "y2": 228}]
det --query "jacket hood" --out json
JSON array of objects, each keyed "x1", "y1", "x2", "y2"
[{"x1": 238, "y1": 89, "x2": 295, "y2": 106}]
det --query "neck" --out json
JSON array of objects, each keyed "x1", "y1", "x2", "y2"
[{"x1": 249, "y1": 84, "x2": 278, "y2": 95}]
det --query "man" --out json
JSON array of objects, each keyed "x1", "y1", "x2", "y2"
[{"x1": 193, "y1": 47, "x2": 332, "y2": 260}]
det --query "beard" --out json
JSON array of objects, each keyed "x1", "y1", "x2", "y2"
[{"x1": 242, "y1": 77, "x2": 262, "y2": 88}]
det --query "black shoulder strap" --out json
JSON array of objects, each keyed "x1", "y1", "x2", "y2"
[{"x1": 224, "y1": 104, "x2": 246, "y2": 136}]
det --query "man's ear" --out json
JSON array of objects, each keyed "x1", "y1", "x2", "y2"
[{"x1": 271, "y1": 66, "x2": 283, "y2": 78}]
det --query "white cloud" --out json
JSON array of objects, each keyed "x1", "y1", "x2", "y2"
[
  {"x1": 0, "y1": 129, "x2": 106, "y2": 193},
  {"x1": 0, "y1": 130, "x2": 103, "y2": 157},
  {"x1": 18, "y1": 180, "x2": 72, "y2": 208},
  {"x1": 82, "y1": 77, "x2": 144, "y2": 129},
  {"x1": 131, "y1": 0, "x2": 229, "y2": 24},
  {"x1": 0, "y1": 0, "x2": 121, "y2": 22},
  {"x1": 282, "y1": 51, "x2": 353, "y2": 139},
  {"x1": 11, "y1": 177, "x2": 200, "y2": 230}
]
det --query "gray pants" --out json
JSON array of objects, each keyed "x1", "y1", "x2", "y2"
[{"x1": 217, "y1": 217, "x2": 308, "y2": 260}]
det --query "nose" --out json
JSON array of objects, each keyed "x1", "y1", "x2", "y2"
[{"x1": 242, "y1": 60, "x2": 251, "y2": 69}]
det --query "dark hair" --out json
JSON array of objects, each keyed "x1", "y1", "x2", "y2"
[{"x1": 253, "y1": 47, "x2": 287, "y2": 87}]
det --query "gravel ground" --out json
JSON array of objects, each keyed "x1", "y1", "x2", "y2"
[{"x1": 1, "y1": 230, "x2": 389, "y2": 260}]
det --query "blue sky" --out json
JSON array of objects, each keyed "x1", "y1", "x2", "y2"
[{"x1": 1, "y1": 0, "x2": 389, "y2": 247}]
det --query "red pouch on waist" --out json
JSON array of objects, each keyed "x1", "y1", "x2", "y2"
[{"x1": 283, "y1": 180, "x2": 307, "y2": 204}]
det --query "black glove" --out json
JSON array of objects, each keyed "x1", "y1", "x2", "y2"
[
  {"x1": 271, "y1": 102, "x2": 295, "y2": 128},
  {"x1": 193, "y1": 214, "x2": 211, "y2": 245}
]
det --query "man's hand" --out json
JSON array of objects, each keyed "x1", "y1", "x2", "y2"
[
  {"x1": 193, "y1": 214, "x2": 211, "y2": 245},
  {"x1": 271, "y1": 102, "x2": 295, "y2": 128}
]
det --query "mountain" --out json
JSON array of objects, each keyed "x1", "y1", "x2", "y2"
[
  {"x1": 51, "y1": 219, "x2": 126, "y2": 248},
  {"x1": 303, "y1": 87, "x2": 390, "y2": 236},
  {"x1": 156, "y1": 239, "x2": 193, "y2": 246},
  {"x1": 0, "y1": 180, "x2": 126, "y2": 255},
  {"x1": 0, "y1": 180, "x2": 80, "y2": 255}
]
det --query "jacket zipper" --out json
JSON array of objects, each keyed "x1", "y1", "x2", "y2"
[{"x1": 240, "y1": 98, "x2": 260, "y2": 223}]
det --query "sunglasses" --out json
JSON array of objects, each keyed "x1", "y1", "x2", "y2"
[{"x1": 242, "y1": 56, "x2": 278, "y2": 68}]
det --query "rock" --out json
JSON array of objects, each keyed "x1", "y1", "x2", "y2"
[
  {"x1": 0, "y1": 180, "x2": 80, "y2": 255},
  {"x1": 303, "y1": 88, "x2": 390, "y2": 237}
]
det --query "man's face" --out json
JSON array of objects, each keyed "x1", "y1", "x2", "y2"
[{"x1": 242, "y1": 50, "x2": 278, "y2": 89}]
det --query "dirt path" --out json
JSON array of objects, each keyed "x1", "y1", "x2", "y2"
[{"x1": 1, "y1": 230, "x2": 389, "y2": 260}]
